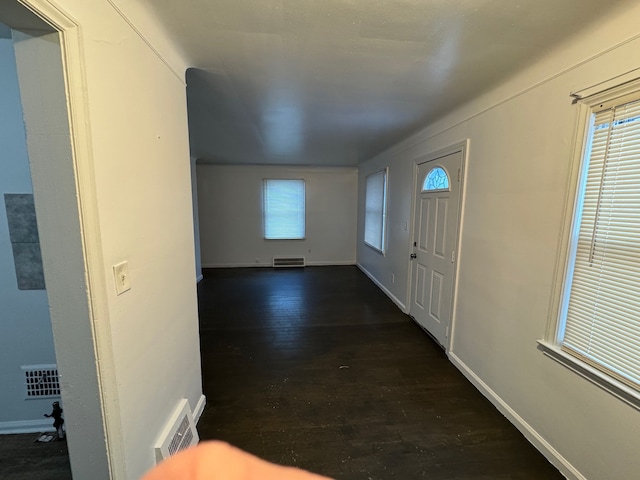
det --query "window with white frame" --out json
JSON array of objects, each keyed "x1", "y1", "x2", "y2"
[
  {"x1": 545, "y1": 81, "x2": 640, "y2": 405},
  {"x1": 263, "y1": 179, "x2": 305, "y2": 240},
  {"x1": 423, "y1": 166, "x2": 450, "y2": 192},
  {"x1": 364, "y1": 168, "x2": 388, "y2": 254}
]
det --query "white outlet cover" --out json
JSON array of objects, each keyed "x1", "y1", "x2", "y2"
[{"x1": 113, "y1": 261, "x2": 131, "y2": 295}]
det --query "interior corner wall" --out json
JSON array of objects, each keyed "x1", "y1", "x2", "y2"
[
  {"x1": 12, "y1": 1, "x2": 203, "y2": 478},
  {"x1": 356, "y1": 4, "x2": 640, "y2": 480},
  {"x1": 197, "y1": 164, "x2": 358, "y2": 268},
  {"x1": 0, "y1": 36, "x2": 57, "y2": 431},
  {"x1": 191, "y1": 156, "x2": 203, "y2": 281}
]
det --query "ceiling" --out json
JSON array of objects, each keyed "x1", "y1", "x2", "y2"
[
  {"x1": 138, "y1": 0, "x2": 632, "y2": 166},
  {"x1": 0, "y1": 3, "x2": 53, "y2": 37}
]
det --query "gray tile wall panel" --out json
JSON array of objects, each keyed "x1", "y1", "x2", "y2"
[{"x1": 4, "y1": 193, "x2": 46, "y2": 290}]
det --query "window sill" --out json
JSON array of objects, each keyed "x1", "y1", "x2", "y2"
[
  {"x1": 363, "y1": 241, "x2": 385, "y2": 256},
  {"x1": 537, "y1": 340, "x2": 640, "y2": 412},
  {"x1": 264, "y1": 237, "x2": 305, "y2": 241}
]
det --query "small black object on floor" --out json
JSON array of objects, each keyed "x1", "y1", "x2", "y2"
[{"x1": 197, "y1": 266, "x2": 564, "y2": 479}]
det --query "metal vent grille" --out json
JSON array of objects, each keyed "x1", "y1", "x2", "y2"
[
  {"x1": 22, "y1": 365, "x2": 60, "y2": 399},
  {"x1": 273, "y1": 257, "x2": 305, "y2": 268},
  {"x1": 168, "y1": 415, "x2": 194, "y2": 456},
  {"x1": 154, "y1": 398, "x2": 199, "y2": 464}
]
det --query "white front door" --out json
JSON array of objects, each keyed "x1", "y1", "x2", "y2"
[{"x1": 409, "y1": 149, "x2": 463, "y2": 348}]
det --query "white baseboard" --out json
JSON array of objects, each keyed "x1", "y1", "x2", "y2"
[
  {"x1": 356, "y1": 263, "x2": 407, "y2": 312},
  {"x1": 202, "y1": 263, "x2": 267, "y2": 268},
  {"x1": 202, "y1": 261, "x2": 357, "y2": 268},
  {"x1": 0, "y1": 419, "x2": 55, "y2": 434},
  {"x1": 448, "y1": 352, "x2": 584, "y2": 480},
  {"x1": 306, "y1": 260, "x2": 356, "y2": 266},
  {"x1": 193, "y1": 394, "x2": 206, "y2": 424},
  {"x1": 196, "y1": 274, "x2": 204, "y2": 283}
]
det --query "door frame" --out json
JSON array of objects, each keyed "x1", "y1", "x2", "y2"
[
  {"x1": 6, "y1": 1, "x2": 123, "y2": 478},
  {"x1": 406, "y1": 140, "x2": 469, "y2": 352}
]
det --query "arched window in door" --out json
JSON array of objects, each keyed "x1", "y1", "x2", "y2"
[{"x1": 422, "y1": 166, "x2": 450, "y2": 192}]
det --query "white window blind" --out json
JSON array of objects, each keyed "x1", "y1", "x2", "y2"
[
  {"x1": 561, "y1": 97, "x2": 640, "y2": 389},
  {"x1": 263, "y1": 179, "x2": 305, "y2": 240},
  {"x1": 364, "y1": 169, "x2": 387, "y2": 253}
]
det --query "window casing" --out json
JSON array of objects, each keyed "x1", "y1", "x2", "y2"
[
  {"x1": 263, "y1": 179, "x2": 305, "y2": 240},
  {"x1": 542, "y1": 80, "x2": 640, "y2": 409},
  {"x1": 364, "y1": 168, "x2": 388, "y2": 254}
]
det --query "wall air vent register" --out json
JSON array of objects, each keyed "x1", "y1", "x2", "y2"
[{"x1": 22, "y1": 364, "x2": 60, "y2": 399}]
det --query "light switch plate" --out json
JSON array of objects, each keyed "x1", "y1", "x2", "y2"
[{"x1": 113, "y1": 261, "x2": 131, "y2": 295}]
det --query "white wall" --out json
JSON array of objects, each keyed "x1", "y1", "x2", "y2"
[
  {"x1": 8, "y1": 1, "x2": 203, "y2": 479},
  {"x1": 198, "y1": 164, "x2": 357, "y2": 267},
  {"x1": 65, "y1": 3, "x2": 203, "y2": 477},
  {"x1": 357, "y1": 4, "x2": 640, "y2": 480},
  {"x1": 0, "y1": 36, "x2": 57, "y2": 431},
  {"x1": 357, "y1": 161, "x2": 414, "y2": 311}
]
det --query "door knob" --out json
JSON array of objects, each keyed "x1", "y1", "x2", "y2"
[{"x1": 410, "y1": 253, "x2": 417, "y2": 259}]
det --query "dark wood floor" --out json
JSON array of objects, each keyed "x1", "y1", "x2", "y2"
[
  {"x1": 0, "y1": 265, "x2": 563, "y2": 479},
  {"x1": 0, "y1": 433, "x2": 70, "y2": 480},
  {"x1": 197, "y1": 266, "x2": 563, "y2": 479}
]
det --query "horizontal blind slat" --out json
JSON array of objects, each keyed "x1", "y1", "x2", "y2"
[{"x1": 562, "y1": 97, "x2": 640, "y2": 390}]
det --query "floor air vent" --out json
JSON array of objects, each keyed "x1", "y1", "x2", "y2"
[
  {"x1": 273, "y1": 257, "x2": 305, "y2": 268},
  {"x1": 154, "y1": 399, "x2": 199, "y2": 464},
  {"x1": 22, "y1": 365, "x2": 60, "y2": 399}
]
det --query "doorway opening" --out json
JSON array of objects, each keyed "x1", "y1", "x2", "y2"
[
  {"x1": 0, "y1": 2, "x2": 114, "y2": 479},
  {"x1": 0, "y1": 17, "x2": 71, "y2": 477}
]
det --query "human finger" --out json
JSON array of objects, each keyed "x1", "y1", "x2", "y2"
[{"x1": 142, "y1": 441, "x2": 332, "y2": 480}]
